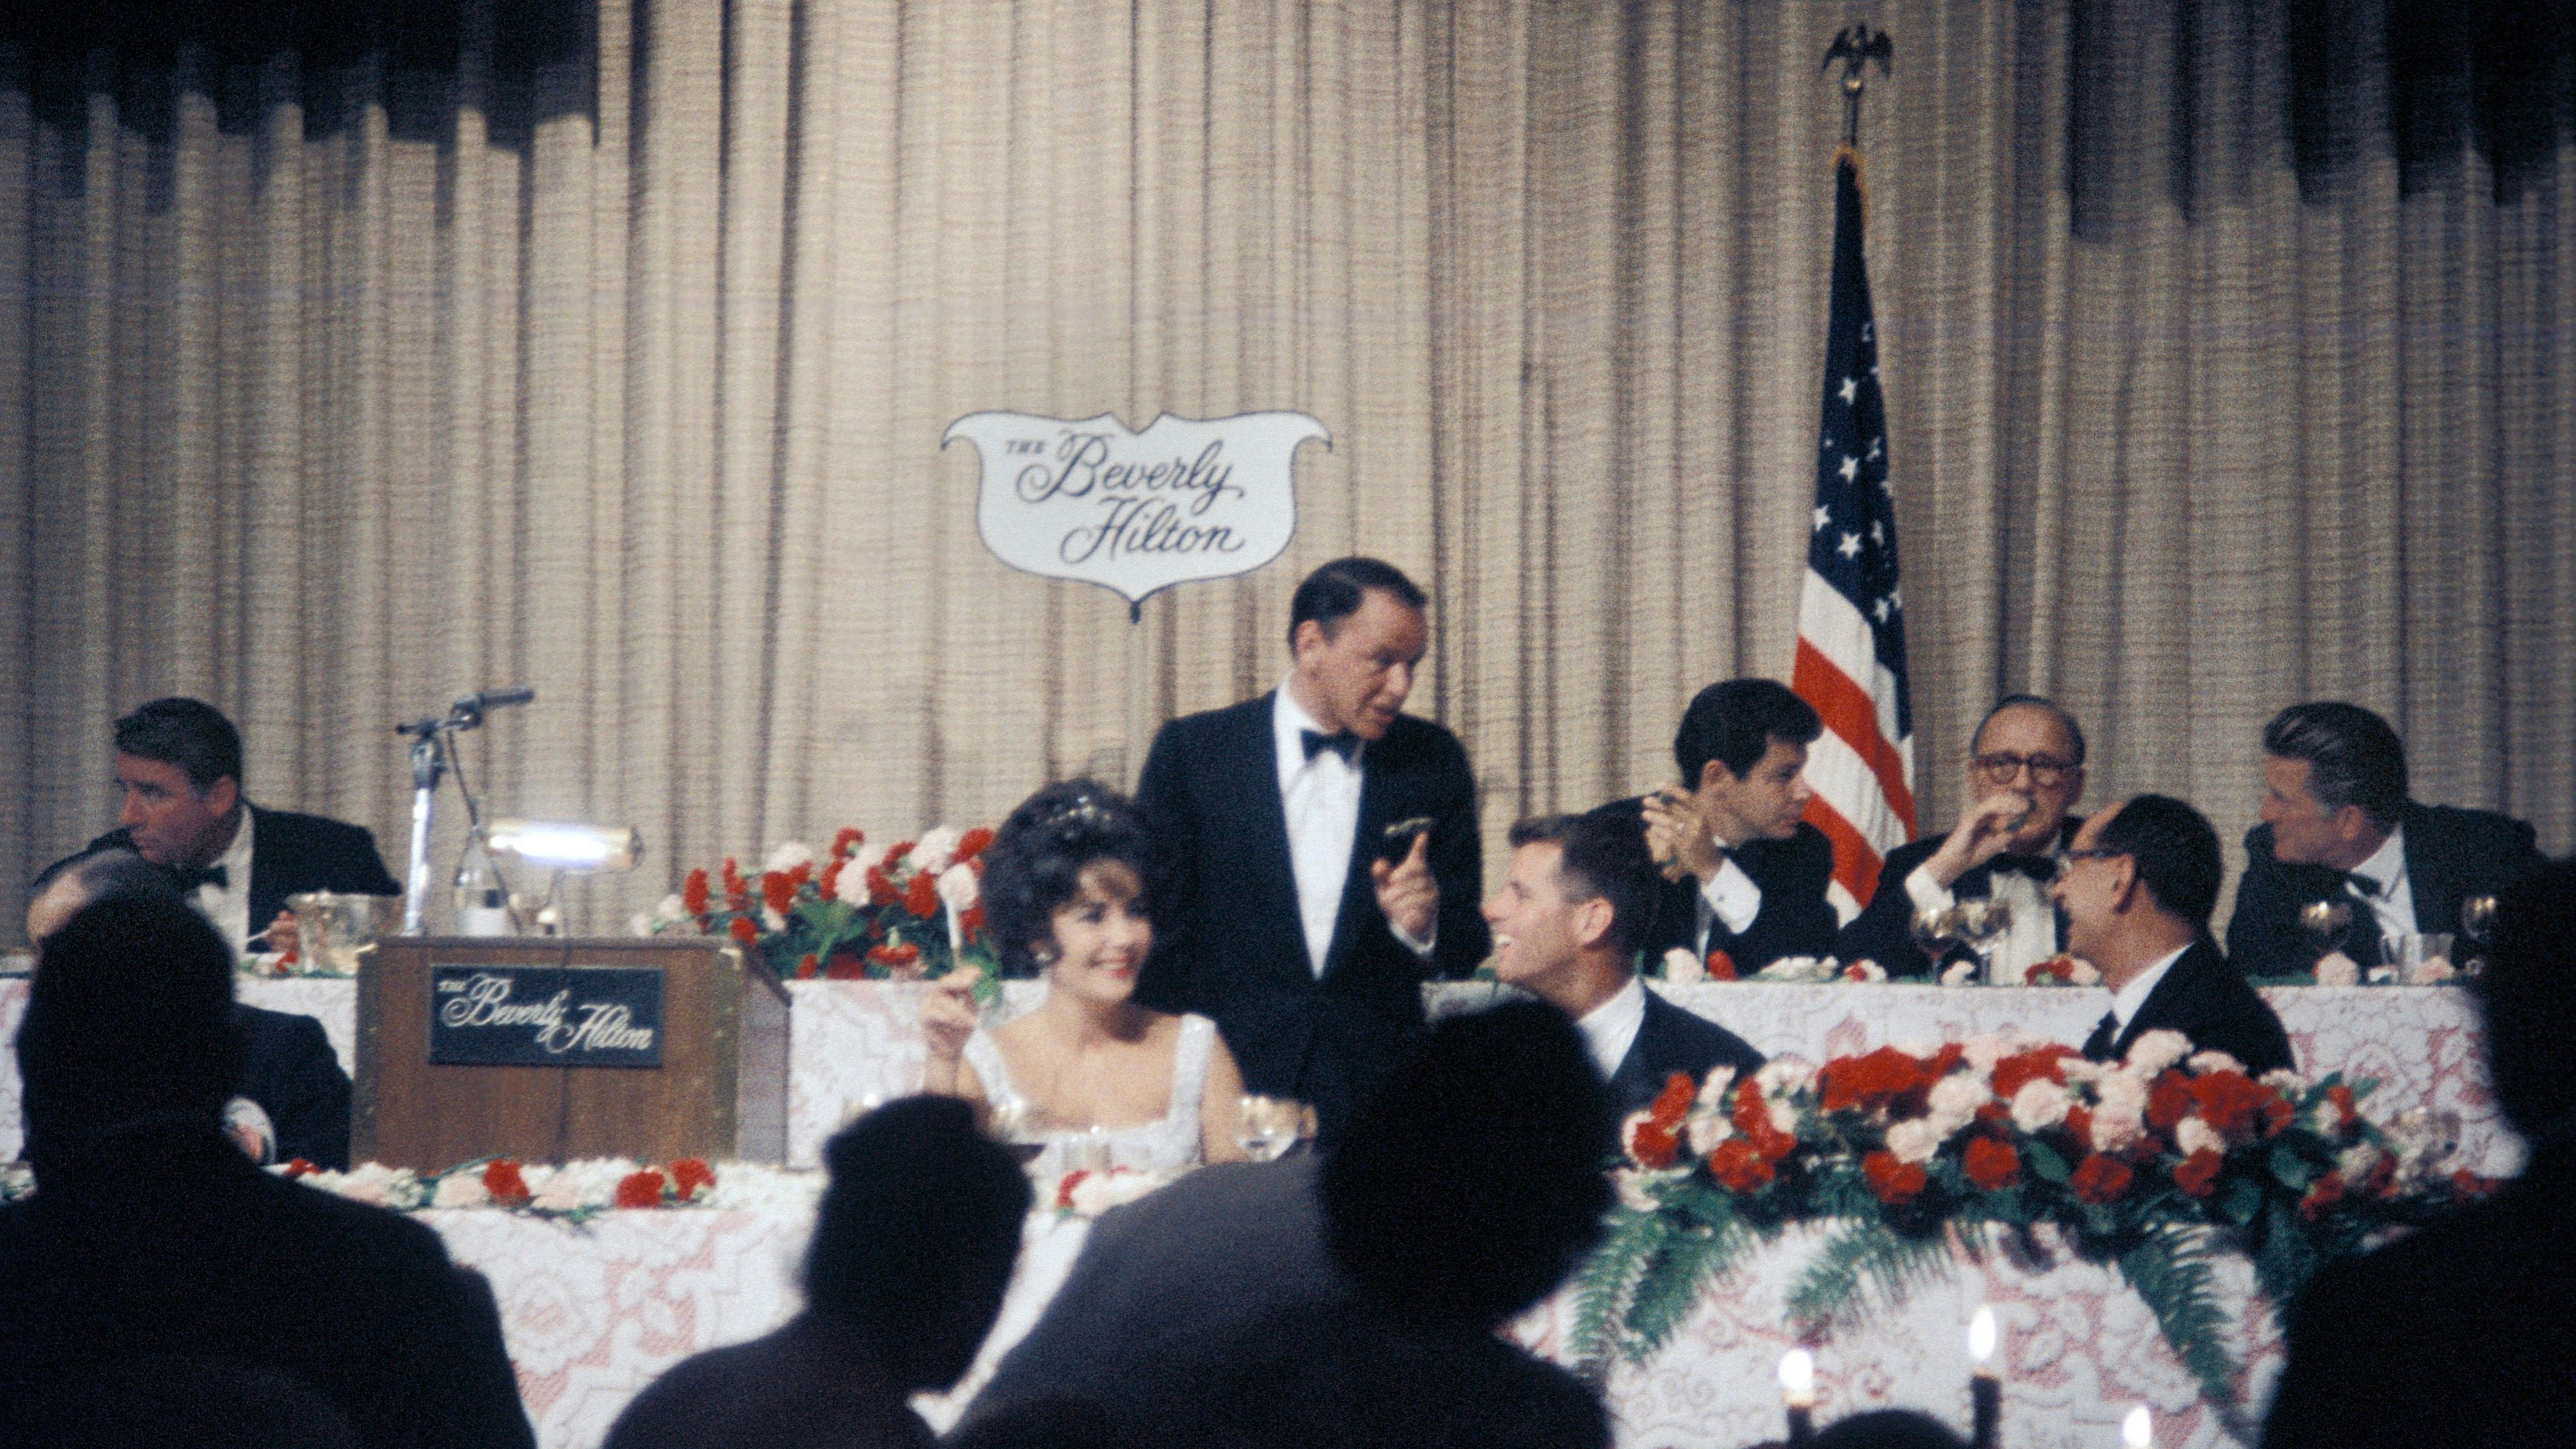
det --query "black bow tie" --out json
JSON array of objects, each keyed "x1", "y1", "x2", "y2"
[
  {"x1": 2082, "y1": 1010, "x2": 2121, "y2": 1062},
  {"x1": 171, "y1": 862, "x2": 228, "y2": 893},
  {"x1": 1986, "y1": 854, "x2": 2060, "y2": 882},
  {"x1": 1301, "y1": 730, "x2": 1361, "y2": 764},
  {"x1": 2343, "y1": 871, "x2": 2386, "y2": 902}
]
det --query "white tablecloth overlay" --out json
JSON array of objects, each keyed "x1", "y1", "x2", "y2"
[{"x1": 0, "y1": 975, "x2": 2514, "y2": 1448}]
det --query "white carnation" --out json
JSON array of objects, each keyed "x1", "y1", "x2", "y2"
[
  {"x1": 1067, "y1": 1166, "x2": 1168, "y2": 1217},
  {"x1": 2175, "y1": 1117, "x2": 2227, "y2": 1159},
  {"x1": 1927, "y1": 1074, "x2": 1990, "y2": 1136},
  {"x1": 1693, "y1": 1066, "x2": 1739, "y2": 1112},
  {"x1": 1961, "y1": 1035, "x2": 2015, "y2": 1074},
  {"x1": 910, "y1": 826, "x2": 964, "y2": 877},
  {"x1": 2261, "y1": 1068, "x2": 2312, "y2": 1096},
  {"x1": 1940, "y1": 960, "x2": 1978, "y2": 986},
  {"x1": 1662, "y1": 948, "x2": 1706, "y2": 984},
  {"x1": 760, "y1": 905, "x2": 788, "y2": 933},
  {"x1": 431, "y1": 1172, "x2": 491, "y2": 1209},
  {"x1": 2334, "y1": 1141, "x2": 2384, "y2": 1182},
  {"x1": 1755, "y1": 1057, "x2": 1817, "y2": 1098},
  {"x1": 1767, "y1": 1098, "x2": 1799, "y2": 1137},
  {"x1": 1842, "y1": 960, "x2": 1888, "y2": 983},
  {"x1": 328, "y1": 1163, "x2": 422, "y2": 1210},
  {"x1": 2010, "y1": 1079, "x2": 2073, "y2": 1133},
  {"x1": 1615, "y1": 1166, "x2": 1689, "y2": 1213},
  {"x1": 2408, "y1": 956, "x2": 2455, "y2": 985},
  {"x1": 2313, "y1": 951, "x2": 2361, "y2": 987},
  {"x1": 763, "y1": 841, "x2": 817, "y2": 874},
  {"x1": 2067, "y1": 959, "x2": 2102, "y2": 986},
  {"x1": 1685, "y1": 1109, "x2": 1734, "y2": 1151},
  {"x1": 2057, "y1": 1057, "x2": 2109, "y2": 1085},
  {"x1": 2188, "y1": 1050, "x2": 2246, "y2": 1077},
  {"x1": 2126, "y1": 1030, "x2": 2194, "y2": 1076},
  {"x1": 2090, "y1": 1072, "x2": 2150, "y2": 1153},
  {"x1": 937, "y1": 862, "x2": 980, "y2": 912},
  {"x1": 703, "y1": 1164, "x2": 826, "y2": 1213},
  {"x1": 1885, "y1": 1117, "x2": 1944, "y2": 1164}
]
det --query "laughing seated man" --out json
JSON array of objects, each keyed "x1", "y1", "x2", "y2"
[
  {"x1": 47, "y1": 697, "x2": 401, "y2": 958},
  {"x1": 1484, "y1": 810, "x2": 1763, "y2": 1114},
  {"x1": 2050, "y1": 794, "x2": 2293, "y2": 1076}
]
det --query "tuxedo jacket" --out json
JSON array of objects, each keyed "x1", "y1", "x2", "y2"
[
  {"x1": 1605, "y1": 988, "x2": 1766, "y2": 1116},
  {"x1": 238, "y1": 1003, "x2": 353, "y2": 1170},
  {"x1": 2226, "y1": 801, "x2": 2547, "y2": 976},
  {"x1": 2261, "y1": 1140, "x2": 2576, "y2": 1449},
  {"x1": 1603, "y1": 800, "x2": 1837, "y2": 973},
  {"x1": 68, "y1": 802, "x2": 403, "y2": 947},
  {"x1": 1835, "y1": 820, "x2": 2077, "y2": 979},
  {"x1": 1136, "y1": 695, "x2": 1487, "y2": 1142},
  {"x1": 0, "y1": 1123, "x2": 536, "y2": 1449},
  {"x1": 605, "y1": 1311, "x2": 932, "y2": 1449},
  {"x1": 2085, "y1": 938, "x2": 2294, "y2": 1076}
]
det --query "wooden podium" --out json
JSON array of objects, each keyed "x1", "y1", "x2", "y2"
[{"x1": 355, "y1": 937, "x2": 789, "y2": 1170}]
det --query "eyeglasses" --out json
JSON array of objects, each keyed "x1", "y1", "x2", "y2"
[{"x1": 1970, "y1": 752, "x2": 2079, "y2": 787}]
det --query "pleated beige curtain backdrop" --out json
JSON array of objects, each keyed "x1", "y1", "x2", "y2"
[{"x1": 4, "y1": 0, "x2": 2569, "y2": 940}]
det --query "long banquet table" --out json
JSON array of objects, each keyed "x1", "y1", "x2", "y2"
[{"x1": 0, "y1": 975, "x2": 2514, "y2": 1448}]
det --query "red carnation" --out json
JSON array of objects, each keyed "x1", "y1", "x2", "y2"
[
  {"x1": 1862, "y1": 1151, "x2": 1928, "y2": 1205},
  {"x1": 282, "y1": 1158, "x2": 319, "y2": 1178},
  {"x1": 957, "y1": 826, "x2": 996, "y2": 861},
  {"x1": 2188, "y1": 1070, "x2": 2293, "y2": 1143},
  {"x1": 1964, "y1": 1136, "x2": 2021, "y2": 1191},
  {"x1": 818, "y1": 860, "x2": 843, "y2": 903},
  {"x1": 669, "y1": 1158, "x2": 716, "y2": 1200},
  {"x1": 728, "y1": 916, "x2": 759, "y2": 946},
  {"x1": 1820, "y1": 1046, "x2": 1936, "y2": 1116},
  {"x1": 762, "y1": 870, "x2": 796, "y2": 917},
  {"x1": 823, "y1": 951, "x2": 867, "y2": 980},
  {"x1": 959, "y1": 904, "x2": 986, "y2": 939},
  {"x1": 905, "y1": 870, "x2": 941, "y2": 919},
  {"x1": 2145, "y1": 1070, "x2": 2195, "y2": 1136},
  {"x1": 831, "y1": 826, "x2": 865, "y2": 860},
  {"x1": 1628, "y1": 1119, "x2": 1681, "y2": 1170},
  {"x1": 2063, "y1": 1105, "x2": 2093, "y2": 1144},
  {"x1": 2069, "y1": 1152, "x2": 2135, "y2": 1204},
  {"x1": 1708, "y1": 1138, "x2": 1778, "y2": 1193},
  {"x1": 681, "y1": 867, "x2": 711, "y2": 917},
  {"x1": 869, "y1": 942, "x2": 922, "y2": 967},
  {"x1": 720, "y1": 856, "x2": 749, "y2": 911},
  {"x1": 1991, "y1": 1046, "x2": 2075, "y2": 1102},
  {"x1": 1647, "y1": 1072, "x2": 1695, "y2": 1129},
  {"x1": 2173, "y1": 1147, "x2": 2224, "y2": 1199},
  {"x1": 796, "y1": 953, "x2": 818, "y2": 980},
  {"x1": 1730, "y1": 1079, "x2": 1797, "y2": 1162},
  {"x1": 2325, "y1": 1085, "x2": 2358, "y2": 1135},
  {"x1": 615, "y1": 1168, "x2": 667, "y2": 1209},
  {"x1": 1705, "y1": 948, "x2": 1737, "y2": 981},
  {"x1": 2298, "y1": 1171, "x2": 2346, "y2": 1221},
  {"x1": 866, "y1": 865, "x2": 900, "y2": 907},
  {"x1": 1055, "y1": 1169, "x2": 1091, "y2": 1212},
  {"x1": 884, "y1": 841, "x2": 917, "y2": 871},
  {"x1": 482, "y1": 1159, "x2": 531, "y2": 1204},
  {"x1": 788, "y1": 860, "x2": 813, "y2": 887}
]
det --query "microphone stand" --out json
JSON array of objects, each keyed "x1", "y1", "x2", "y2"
[{"x1": 394, "y1": 689, "x2": 532, "y2": 935}]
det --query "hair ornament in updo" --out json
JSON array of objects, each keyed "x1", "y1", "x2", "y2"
[{"x1": 982, "y1": 779, "x2": 1153, "y2": 976}]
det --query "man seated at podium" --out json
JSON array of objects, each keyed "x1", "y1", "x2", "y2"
[
  {"x1": 27, "y1": 848, "x2": 352, "y2": 1168},
  {"x1": 45, "y1": 697, "x2": 400, "y2": 957},
  {"x1": 1482, "y1": 810, "x2": 1763, "y2": 1114}
]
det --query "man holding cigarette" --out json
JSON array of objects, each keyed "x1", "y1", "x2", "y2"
[{"x1": 1135, "y1": 558, "x2": 1488, "y2": 1144}]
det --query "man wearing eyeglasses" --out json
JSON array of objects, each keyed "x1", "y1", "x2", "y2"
[{"x1": 1836, "y1": 696, "x2": 2087, "y2": 979}]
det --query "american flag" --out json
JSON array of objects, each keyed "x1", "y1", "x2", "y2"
[{"x1": 1793, "y1": 151, "x2": 1916, "y2": 921}]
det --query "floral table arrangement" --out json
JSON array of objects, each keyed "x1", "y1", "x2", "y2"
[
  {"x1": 646, "y1": 826, "x2": 1008, "y2": 995},
  {"x1": 1577, "y1": 1029, "x2": 2495, "y2": 1411}
]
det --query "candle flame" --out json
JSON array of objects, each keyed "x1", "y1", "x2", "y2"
[
  {"x1": 1969, "y1": 1305, "x2": 1997, "y2": 1365},
  {"x1": 1778, "y1": 1348, "x2": 1816, "y2": 1405},
  {"x1": 2122, "y1": 1405, "x2": 2152, "y2": 1448}
]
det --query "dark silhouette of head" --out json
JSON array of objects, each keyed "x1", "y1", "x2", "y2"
[
  {"x1": 1812, "y1": 1408, "x2": 1972, "y2": 1449},
  {"x1": 980, "y1": 779, "x2": 1153, "y2": 978},
  {"x1": 113, "y1": 698, "x2": 243, "y2": 792},
  {"x1": 1675, "y1": 678, "x2": 1822, "y2": 784},
  {"x1": 27, "y1": 847, "x2": 181, "y2": 942},
  {"x1": 2092, "y1": 793, "x2": 2225, "y2": 929},
  {"x1": 1284, "y1": 557, "x2": 1427, "y2": 646},
  {"x1": 16, "y1": 894, "x2": 241, "y2": 1173},
  {"x1": 1320, "y1": 999, "x2": 1615, "y2": 1332},
  {"x1": 2476, "y1": 859, "x2": 2576, "y2": 1144},
  {"x1": 802, "y1": 1095, "x2": 1034, "y2": 1392},
  {"x1": 2263, "y1": 702, "x2": 2408, "y2": 830}
]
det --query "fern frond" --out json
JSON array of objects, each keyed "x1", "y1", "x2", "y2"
[
  {"x1": 1568, "y1": 1209, "x2": 1668, "y2": 1377},
  {"x1": 2116, "y1": 1224, "x2": 2239, "y2": 1412},
  {"x1": 1623, "y1": 1218, "x2": 1760, "y2": 1362},
  {"x1": 1784, "y1": 1221, "x2": 1961, "y2": 1339}
]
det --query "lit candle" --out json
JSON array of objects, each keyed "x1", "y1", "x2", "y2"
[
  {"x1": 1968, "y1": 1305, "x2": 2001, "y2": 1449},
  {"x1": 2122, "y1": 1405, "x2": 2152, "y2": 1448},
  {"x1": 1779, "y1": 1349, "x2": 1817, "y2": 1446}
]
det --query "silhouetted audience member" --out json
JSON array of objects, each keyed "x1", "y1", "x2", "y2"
[
  {"x1": 0, "y1": 896, "x2": 533, "y2": 1449},
  {"x1": 1812, "y1": 1409, "x2": 1972, "y2": 1449},
  {"x1": 2261, "y1": 858, "x2": 2576, "y2": 1449},
  {"x1": 1127, "y1": 999, "x2": 1618, "y2": 1449},
  {"x1": 607, "y1": 1096, "x2": 1034, "y2": 1449},
  {"x1": 940, "y1": 1396, "x2": 1120, "y2": 1449}
]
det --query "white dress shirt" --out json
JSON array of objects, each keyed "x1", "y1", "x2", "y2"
[
  {"x1": 2344, "y1": 824, "x2": 2417, "y2": 948},
  {"x1": 1574, "y1": 975, "x2": 1649, "y2": 1082},
  {"x1": 2107, "y1": 943, "x2": 2190, "y2": 1036},
  {"x1": 190, "y1": 810, "x2": 258, "y2": 954},
  {"x1": 1271, "y1": 685, "x2": 1439, "y2": 977},
  {"x1": 1903, "y1": 852, "x2": 2064, "y2": 977},
  {"x1": 1692, "y1": 842, "x2": 1763, "y2": 956}
]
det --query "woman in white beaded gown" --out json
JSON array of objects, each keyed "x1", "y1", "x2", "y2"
[{"x1": 922, "y1": 779, "x2": 1248, "y2": 1175}]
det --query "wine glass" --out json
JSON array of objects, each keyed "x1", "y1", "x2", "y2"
[
  {"x1": 2297, "y1": 899, "x2": 2354, "y2": 969},
  {"x1": 1951, "y1": 897, "x2": 2013, "y2": 986},
  {"x1": 2458, "y1": 894, "x2": 2499, "y2": 976},
  {"x1": 1910, "y1": 905, "x2": 1963, "y2": 967},
  {"x1": 1235, "y1": 1095, "x2": 1305, "y2": 1162}
]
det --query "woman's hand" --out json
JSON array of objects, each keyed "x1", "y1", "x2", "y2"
[{"x1": 919, "y1": 968, "x2": 980, "y2": 1094}]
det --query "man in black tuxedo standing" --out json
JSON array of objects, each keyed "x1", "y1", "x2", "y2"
[
  {"x1": 1483, "y1": 811, "x2": 1762, "y2": 1113},
  {"x1": 1837, "y1": 696, "x2": 2087, "y2": 979},
  {"x1": 2051, "y1": 794, "x2": 2293, "y2": 1074},
  {"x1": 48, "y1": 698, "x2": 401, "y2": 957},
  {"x1": 1617, "y1": 679, "x2": 1837, "y2": 976},
  {"x1": 1136, "y1": 559, "x2": 1488, "y2": 1144},
  {"x1": 2226, "y1": 701, "x2": 2547, "y2": 976}
]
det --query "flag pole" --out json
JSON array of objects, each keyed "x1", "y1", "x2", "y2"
[{"x1": 1820, "y1": 22, "x2": 1894, "y2": 154}]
